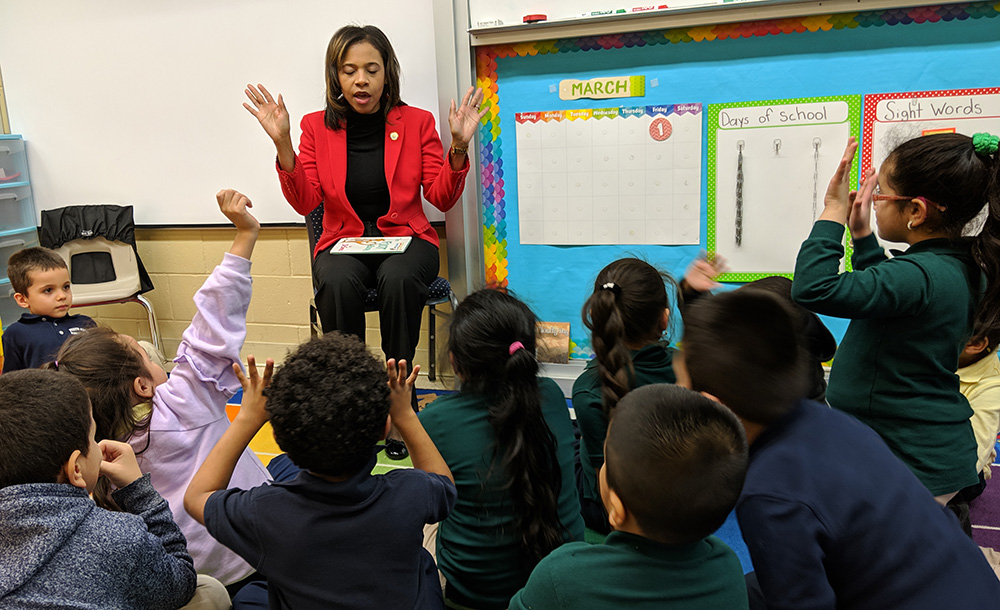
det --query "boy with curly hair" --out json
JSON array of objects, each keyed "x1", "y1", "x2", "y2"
[{"x1": 185, "y1": 333, "x2": 456, "y2": 609}]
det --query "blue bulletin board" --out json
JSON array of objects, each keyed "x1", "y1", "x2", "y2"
[{"x1": 475, "y1": 4, "x2": 1000, "y2": 357}]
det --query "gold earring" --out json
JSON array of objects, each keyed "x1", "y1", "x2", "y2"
[{"x1": 907, "y1": 220, "x2": 913, "y2": 230}]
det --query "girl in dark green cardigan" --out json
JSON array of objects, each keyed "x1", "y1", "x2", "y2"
[
  {"x1": 574, "y1": 258, "x2": 680, "y2": 532},
  {"x1": 792, "y1": 133, "x2": 1000, "y2": 501},
  {"x1": 419, "y1": 289, "x2": 583, "y2": 610}
]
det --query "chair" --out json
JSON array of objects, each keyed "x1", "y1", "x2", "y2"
[
  {"x1": 306, "y1": 206, "x2": 457, "y2": 381},
  {"x1": 39, "y1": 205, "x2": 162, "y2": 352}
]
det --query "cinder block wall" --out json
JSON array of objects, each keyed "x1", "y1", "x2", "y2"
[{"x1": 71, "y1": 226, "x2": 455, "y2": 386}]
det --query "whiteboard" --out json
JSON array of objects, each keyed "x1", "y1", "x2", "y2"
[{"x1": 0, "y1": 0, "x2": 447, "y2": 225}]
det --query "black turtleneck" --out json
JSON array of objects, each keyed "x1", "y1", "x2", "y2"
[{"x1": 345, "y1": 109, "x2": 390, "y2": 225}]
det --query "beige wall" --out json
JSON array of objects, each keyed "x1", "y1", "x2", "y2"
[{"x1": 73, "y1": 226, "x2": 455, "y2": 387}]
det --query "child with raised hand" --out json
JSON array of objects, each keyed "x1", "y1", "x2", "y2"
[
  {"x1": 510, "y1": 383, "x2": 750, "y2": 610},
  {"x1": 47, "y1": 189, "x2": 271, "y2": 589},
  {"x1": 0, "y1": 368, "x2": 230, "y2": 609},
  {"x1": 186, "y1": 335, "x2": 456, "y2": 609},
  {"x1": 792, "y1": 134, "x2": 1000, "y2": 502},
  {"x1": 418, "y1": 288, "x2": 584, "y2": 610},
  {"x1": 573, "y1": 258, "x2": 677, "y2": 532}
]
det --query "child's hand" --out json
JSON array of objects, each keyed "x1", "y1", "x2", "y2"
[
  {"x1": 848, "y1": 166, "x2": 877, "y2": 240},
  {"x1": 217, "y1": 189, "x2": 260, "y2": 234},
  {"x1": 217, "y1": 189, "x2": 260, "y2": 259},
  {"x1": 98, "y1": 440, "x2": 144, "y2": 488},
  {"x1": 233, "y1": 355, "x2": 274, "y2": 427},
  {"x1": 683, "y1": 253, "x2": 729, "y2": 293},
  {"x1": 819, "y1": 138, "x2": 858, "y2": 225},
  {"x1": 387, "y1": 358, "x2": 420, "y2": 420}
]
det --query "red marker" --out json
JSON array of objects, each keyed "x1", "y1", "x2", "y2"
[{"x1": 523, "y1": 13, "x2": 547, "y2": 23}]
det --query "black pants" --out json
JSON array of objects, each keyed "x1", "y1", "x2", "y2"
[{"x1": 312, "y1": 236, "x2": 439, "y2": 364}]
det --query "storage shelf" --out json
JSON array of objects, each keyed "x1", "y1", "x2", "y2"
[{"x1": 0, "y1": 226, "x2": 37, "y2": 239}]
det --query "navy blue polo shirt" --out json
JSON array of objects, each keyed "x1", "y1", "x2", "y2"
[
  {"x1": 205, "y1": 453, "x2": 456, "y2": 610},
  {"x1": 2, "y1": 312, "x2": 94, "y2": 372},
  {"x1": 737, "y1": 399, "x2": 1000, "y2": 609}
]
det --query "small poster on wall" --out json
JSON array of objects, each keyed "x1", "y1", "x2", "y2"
[
  {"x1": 515, "y1": 104, "x2": 703, "y2": 246},
  {"x1": 862, "y1": 87, "x2": 1000, "y2": 172},
  {"x1": 536, "y1": 322, "x2": 571, "y2": 364},
  {"x1": 707, "y1": 95, "x2": 862, "y2": 281},
  {"x1": 861, "y1": 87, "x2": 1000, "y2": 252}
]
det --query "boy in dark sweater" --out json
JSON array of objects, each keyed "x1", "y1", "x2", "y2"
[
  {"x1": 509, "y1": 383, "x2": 750, "y2": 610},
  {"x1": 0, "y1": 369, "x2": 201, "y2": 609},
  {"x1": 3, "y1": 247, "x2": 93, "y2": 372},
  {"x1": 678, "y1": 289, "x2": 1000, "y2": 609}
]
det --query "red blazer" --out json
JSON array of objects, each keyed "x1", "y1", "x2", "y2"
[{"x1": 277, "y1": 105, "x2": 470, "y2": 257}]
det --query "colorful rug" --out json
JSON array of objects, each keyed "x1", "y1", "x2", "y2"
[{"x1": 970, "y1": 439, "x2": 1000, "y2": 550}]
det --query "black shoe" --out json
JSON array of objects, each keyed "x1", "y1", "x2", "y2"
[{"x1": 384, "y1": 439, "x2": 409, "y2": 461}]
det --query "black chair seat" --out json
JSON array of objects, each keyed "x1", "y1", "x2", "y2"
[
  {"x1": 306, "y1": 205, "x2": 455, "y2": 381},
  {"x1": 362, "y1": 276, "x2": 452, "y2": 310}
]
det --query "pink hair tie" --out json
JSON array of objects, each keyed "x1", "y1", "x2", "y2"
[{"x1": 509, "y1": 341, "x2": 525, "y2": 356}]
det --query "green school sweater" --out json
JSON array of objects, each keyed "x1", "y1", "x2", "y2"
[
  {"x1": 572, "y1": 343, "x2": 677, "y2": 504},
  {"x1": 508, "y1": 531, "x2": 749, "y2": 610},
  {"x1": 792, "y1": 220, "x2": 980, "y2": 495},
  {"x1": 419, "y1": 377, "x2": 584, "y2": 610}
]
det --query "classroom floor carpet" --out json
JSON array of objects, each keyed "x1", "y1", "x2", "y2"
[
  {"x1": 228, "y1": 388, "x2": 447, "y2": 471},
  {"x1": 970, "y1": 438, "x2": 1000, "y2": 550}
]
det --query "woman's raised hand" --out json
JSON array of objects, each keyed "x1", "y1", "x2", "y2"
[
  {"x1": 244, "y1": 83, "x2": 291, "y2": 144},
  {"x1": 448, "y1": 86, "x2": 488, "y2": 149}
]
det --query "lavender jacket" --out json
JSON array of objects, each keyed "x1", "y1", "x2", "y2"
[{"x1": 131, "y1": 253, "x2": 271, "y2": 585}]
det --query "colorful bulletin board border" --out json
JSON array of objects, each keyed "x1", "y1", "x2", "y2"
[
  {"x1": 706, "y1": 96, "x2": 862, "y2": 282},
  {"x1": 474, "y1": 2, "x2": 1000, "y2": 289},
  {"x1": 860, "y1": 86, "x2": 1000, "y2": 173}
]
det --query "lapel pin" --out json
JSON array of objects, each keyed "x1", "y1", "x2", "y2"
[{"x1": 390, "y1": 132, "x2": 399, "y2": 141}]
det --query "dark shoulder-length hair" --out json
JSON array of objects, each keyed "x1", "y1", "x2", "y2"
[{"x1": 324, "y1": 25, "x2": 404, "y2": 130}]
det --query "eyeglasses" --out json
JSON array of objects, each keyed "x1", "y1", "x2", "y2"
[{"x1": 872, "y1": 184, "x2": 947, "y2": 212}]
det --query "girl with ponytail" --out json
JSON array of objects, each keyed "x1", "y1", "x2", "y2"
[
  {"x1": 418, "y1": 288, "x2": 583, "y2": 610},
  {"x1": 574, "y1": 258, "x2": 678, "y2": 533},
  {"x1": 793, "y1": 133, "x2": 1000, "y2": 503}
]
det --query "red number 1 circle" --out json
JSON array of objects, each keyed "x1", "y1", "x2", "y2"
[{"x1": 649, "y1": 117, "x2": 672, "y2": 141}]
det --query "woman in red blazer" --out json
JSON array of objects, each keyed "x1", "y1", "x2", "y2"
[{"x1": 245, "y1": 25, "x2": 484, "y2": 453}]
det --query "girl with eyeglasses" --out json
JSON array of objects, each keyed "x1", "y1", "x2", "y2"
[{"x1": 792, "y1": 133, "x2": 1000, "y2": 505}]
